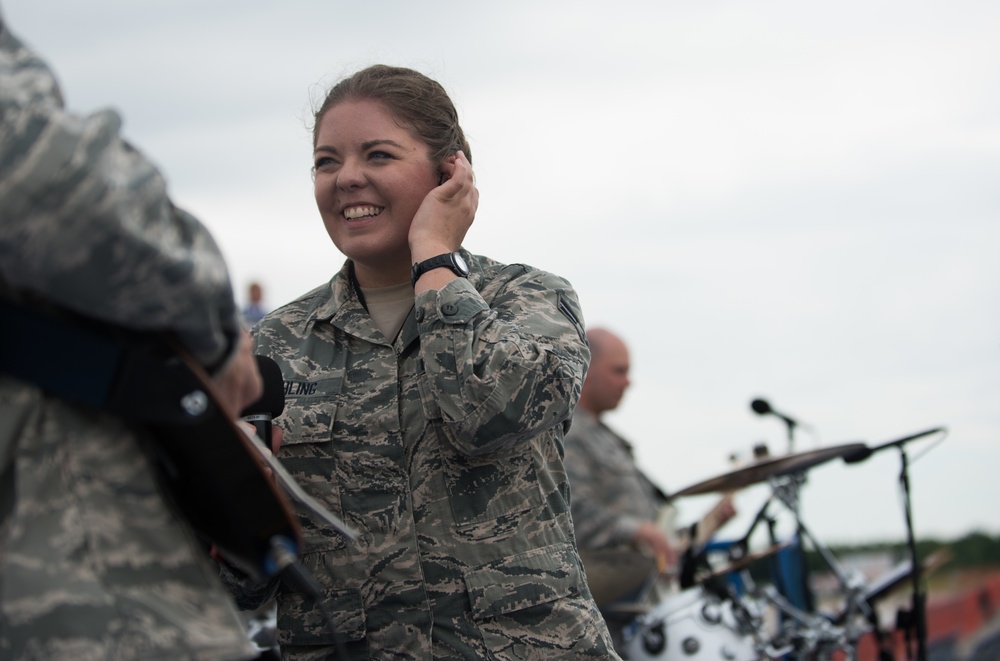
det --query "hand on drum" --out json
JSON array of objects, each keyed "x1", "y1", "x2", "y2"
[{"x1": 633, "y1": 521, "x2": 678, "y2": 575}]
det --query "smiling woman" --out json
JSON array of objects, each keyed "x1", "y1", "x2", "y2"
[{"x1": 216, "y1": 64, "x2": 620, "y2": 660}]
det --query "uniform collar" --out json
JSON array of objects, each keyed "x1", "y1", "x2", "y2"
[{"x1": 304, "y1": 261, "x2": 417, "y2": 347}]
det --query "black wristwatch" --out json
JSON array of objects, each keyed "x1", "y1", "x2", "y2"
[{"x1": 411, "y1": 252, "x2": 470, "y2": 286}]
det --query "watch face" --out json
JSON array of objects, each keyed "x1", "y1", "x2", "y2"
[{"x1": 453, "y1": 253, "x2": 469, "y2": 274}]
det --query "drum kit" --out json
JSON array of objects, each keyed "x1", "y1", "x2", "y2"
[{"x1": 616, "y1": 427, "x2": 946, "y2": 661}]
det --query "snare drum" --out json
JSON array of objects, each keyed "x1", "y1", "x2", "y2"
[{"x1": 623, "y1": 587, "x2": 759, "y2": 661}]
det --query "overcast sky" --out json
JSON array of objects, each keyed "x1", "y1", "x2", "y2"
[{"x1": 6, "y1": 1, "x2": 999, "y2": 550}]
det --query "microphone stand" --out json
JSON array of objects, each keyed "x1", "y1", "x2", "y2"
[
  {"x1": 782, "y1": 417, "x2": 797, "y2": 454},
  {"x1": 897, "y1": 445, "x2": 927, "y2": 661},
  {"x1": 859, "y1": 428, "x2": 943, "y2": 661}
]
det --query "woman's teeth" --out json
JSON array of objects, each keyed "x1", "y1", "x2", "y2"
[{"x1": 344, "y1": 206, "x2": 382, "y2": 220}]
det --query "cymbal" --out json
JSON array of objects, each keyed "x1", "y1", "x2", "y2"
[
  {"x1": 673, "y1": 442, "x2": 868, "y2": 497},
  {"x1": 696, "y1": 542, "x2": 790, "y2": 583}
]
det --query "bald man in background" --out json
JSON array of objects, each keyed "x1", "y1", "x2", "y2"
[{"x1": 564, "y1": 327, "x2": 735, "y2": 650}]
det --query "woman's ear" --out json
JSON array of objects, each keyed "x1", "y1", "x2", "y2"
[{"x1": 437, "y1": 149, "x2": 460, "y2": 185}]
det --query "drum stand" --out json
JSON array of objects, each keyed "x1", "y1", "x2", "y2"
[
  {"x1": 667, "y1": 427, "x2": 944, "y2": 661},
  {"x1": 734, "y1": 471, "x2": 874, "y2": 660}
]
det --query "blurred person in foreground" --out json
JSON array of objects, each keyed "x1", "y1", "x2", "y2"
[
  {"x1": 564, "y1": 327, "x2": 736, "y2": 649},
  {"x1": 0, "y1": 9, "x2": 264, "y2": 659},
  {"x1": 217, "y1": 64, "x2": 619, "y2": 659}
]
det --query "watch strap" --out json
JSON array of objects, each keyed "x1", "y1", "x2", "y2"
[{"x1": 411, "y1": 253, "x2": 468, "y2": 286}]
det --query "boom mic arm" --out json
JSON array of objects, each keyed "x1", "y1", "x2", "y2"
[{"x1": 842, "y1": 427, "x2": 946, "y2": 465}]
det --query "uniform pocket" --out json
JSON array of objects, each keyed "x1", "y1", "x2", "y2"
[
  {"x1": 279, "y1": 375, "x2": 343, "y2": 447},
  {"x1": 464, "y1": 542, "x2": 613, "y2": 658},
  {"x1": 464, "y1": 542, "x2": 582, "y2": 620},
  {"x1": 437, "y1": 425, "x2": 543, "y2": 533},
  {"x1": 278, "y1": 376, "x2": 348, "y2": 553}
]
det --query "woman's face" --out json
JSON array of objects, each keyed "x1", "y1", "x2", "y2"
[{"x1": 313, "y1": 99, "x2": 439, "y2": 285}]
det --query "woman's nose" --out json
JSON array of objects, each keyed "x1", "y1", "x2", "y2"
[{"x1": 336, "y1": 158, "x2": 366, "y2": 190}]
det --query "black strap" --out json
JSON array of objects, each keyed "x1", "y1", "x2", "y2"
[
  {"x1": 0, "y1": 299, "x2": 212, "y2": 426},
  {"x1": 1, "y1": 300, "x2": 122, "y2": 408}
]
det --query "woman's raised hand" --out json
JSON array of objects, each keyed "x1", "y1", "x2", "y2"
[{"x1": 408, "y1": 150, "x2": 479, "y2": 265}]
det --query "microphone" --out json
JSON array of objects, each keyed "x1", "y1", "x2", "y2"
[
  {"x1": 750, "y1": 398, "x2": 798, "y2": 429},
  {"x1": 240, "y1": 355, "x2": 285, "y2": 444},
  {"x1": 237, "y1": 358, "x2": 358, "y2": 542}
]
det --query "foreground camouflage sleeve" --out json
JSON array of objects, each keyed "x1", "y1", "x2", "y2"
[
  {"x1": 0, "y1": 15, "x2": 239, "y2": 369},
  {"x1": 415, "y1": 263, "x2": 589, "y2": 456}
]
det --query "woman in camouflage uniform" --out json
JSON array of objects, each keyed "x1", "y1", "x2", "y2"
[{"x1": 222, "y1": 65, "x2": 620, "y2": 660}]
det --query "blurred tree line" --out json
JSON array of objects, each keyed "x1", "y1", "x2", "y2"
[
  {"x1": 738, "y1": 531, "x2": 1000, "y2": 584},
  {"x1": 802, "y1": 531, "x2": 1000, "y2": 574}
]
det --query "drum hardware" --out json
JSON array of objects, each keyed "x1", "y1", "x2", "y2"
[
  {"x1": 821, "y1": 548, "x2": 952, "y2": 661},
  {"x1": 839, "y1": 427, "x2": 947, "y2": 661},
  {"x1": 623, "y1": 586, "x2": 764, "y2": 661},
  {"x1": 685, "y1": 439, "x2": 876, "y2": 659},
  {"x1": 742, "y1": 429, "x2": 945, "y2": 660},
  {"x1": 694, "y1": 542, "x2": 791, "y2": 585},
  {"x1": 832, "y1": 547, "x2": 951, "y2": 623},
  {"x1": 615, "y1": 425, "x2": 946, "y2": 660},
  {"x1": 750, "y1": 577, "x2": 864, "y2": 659},
  {"x1": 639, "y1": 620, "x2": 666, "y2": 656},
  {"x1": 754, "y1": 474, "x2": 874, "y2": 659}
]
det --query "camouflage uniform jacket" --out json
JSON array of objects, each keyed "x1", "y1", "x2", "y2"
[
  {"x1": 563, "y1": 410, "x2": 667, "y2": 551},
  {"x1": 0, "y1": 12, "x2": 253, "y2": 660},
  {"x1": 239, "y1": 254, "x2": 620, "y2": 659}
]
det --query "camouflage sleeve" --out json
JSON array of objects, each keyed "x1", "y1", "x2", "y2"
[
  {"x1": 414, "y1": 265, "x2": 589, "y2": 456},
  {"x1": 0, "y1": 16, "x2": 239, "y2": 370},
  {"x1": 564, "y1": 420, "x2": 643, "y2": 549}
]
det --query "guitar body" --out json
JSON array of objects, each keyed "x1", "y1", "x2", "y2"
[{"x1": 144, "y1": 344, "x2": 302, "y2": 580}]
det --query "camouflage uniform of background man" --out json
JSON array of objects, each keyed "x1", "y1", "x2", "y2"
[
  {"x1": 0, "y1": 9, "x2": 264, "y2": 660},
  {"x1": 564, "y1": 327, "x2": 736, "y2": 652}
]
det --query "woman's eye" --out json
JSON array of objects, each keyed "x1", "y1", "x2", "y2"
[
  {"x1": 369, "y1": 150, "x2": 392, "y2": 161},
  {"x1": 314, "y1": 156, "x2": 337, "y2": 171}
]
